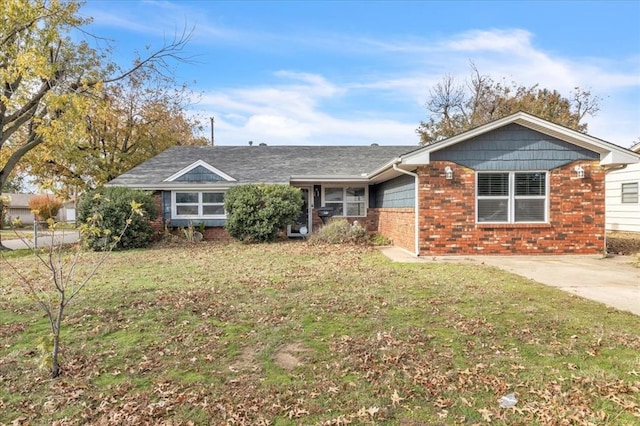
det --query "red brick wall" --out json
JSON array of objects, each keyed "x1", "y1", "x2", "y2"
[
  {"x1": 150, "y1": 191, "x2": 164, "y2": 234},
  {"x1": 310, "y1": 208, "x2": 414, "y2": 252},
  {"x1": 201, "y1": 227, "x2": 233, "y2": 241},
  {"x1": 367, "y1": 208, "x2": 415, "y2": 253},
  {"x1": 417, "y1": 160, "x2": 605, "y2": 255}
]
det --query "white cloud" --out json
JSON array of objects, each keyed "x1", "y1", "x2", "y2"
[
  {"x1": 189, "y1": 26, "x2": 639, "y2": 147},
  {"x1": 442, "y1": 29, "x2": 535, "y2": 53}
]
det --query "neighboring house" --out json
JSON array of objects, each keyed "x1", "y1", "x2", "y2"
[
  {"x1": 108, "y1": 112, "x2": 640, "y2": 256},
  {"x1": 2, "y1": 193, "x2": 37, "y2": 225},
  {"x1": 1, "y1": 193, "x2": 74, "y2": 226},
  {"x1": 605, "y1": 142, "x2": 640, "y2": 233},
  {"x1": 59, "y1": 199, "x2": 77, "y2": 224}
]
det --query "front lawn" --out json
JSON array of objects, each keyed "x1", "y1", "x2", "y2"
[{"x1": 1, "y1": 242, "x2": 638, "y2": 425}]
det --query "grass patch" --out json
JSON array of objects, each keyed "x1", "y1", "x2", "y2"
[{"x1": 1, "y1": 241, "x2": 638, "y2": 424}]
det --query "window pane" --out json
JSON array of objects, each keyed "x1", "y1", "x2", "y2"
[
  {"x1": 515, "y1": 199, "x2": 545, "y2": 222},
  {"x1": 622, "y1": 183, "x2": 639, "y2": 203},
  {"x1": 203, "y1": 205, "x2": 225, "y2": 215},
  {"x1": 478, "y1": 199, "x2": 508, "y2": 222},
  {"x1": 346, "y1": 202, "x2": 365, "y2": 216},
  {"x1": 176, "y1": 192, "x2": 198, "y2": 203},
  {"x1": 203, "y1": 192, "x2": 224, "y2": 203},
  {"x1": 176, "y1": 205, "x2": 198, "y2": 215},
  {"x1": 325, "y1": 188, "x2": 343, "y2": 202},
  {"x1": 515, "y1": 173, "x2": 546, "y2": 196},
  {"x1": 346, "y1": 187, "x2": 365, "y2": 201},
  {"x1": 326, "y1": 202, "x2": 343, "y2": 216},
  {"x1": 477, "y1": 173, "x2": 509, "y2": 196}
]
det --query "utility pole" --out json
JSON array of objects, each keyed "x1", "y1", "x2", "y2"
[{"x1": 210, "y1": 116, "x2": 215, "y2": 146}]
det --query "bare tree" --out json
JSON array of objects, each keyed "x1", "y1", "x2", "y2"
[
  {"x1": 417, "y1": 64, "x2": 600, "y2": 145},
  {"x1": 1, "y1": 201, "x2": 143, "y2": 378}
]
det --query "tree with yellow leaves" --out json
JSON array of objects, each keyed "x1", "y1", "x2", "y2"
[{"x1": 0, "y1": 0, "x2": 192, "y2": 199}]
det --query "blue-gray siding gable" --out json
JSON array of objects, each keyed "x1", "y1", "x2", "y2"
[
  {"x1": 174, "y1": 165, "x2": 227, "y2": 182},
  {"x1": 370, "y1": 174, "x2": 415, "y2": 208},
  {"x1": 430, "y1": 123, "x2": 599, "y2": 170}
]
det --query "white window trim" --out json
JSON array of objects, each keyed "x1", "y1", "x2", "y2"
[
  {"x1": 621, "y1": 182, "x2": 639, "y2": 204},
  {"x1": 322, "y1": 185, "x2": 368, "y2": 217},
  {"x1": 172, "y1": 191, "x2": 226, "y2": 220},
  {"x1": 476, "y1": 171, "x2": 548, "y2": 224}
]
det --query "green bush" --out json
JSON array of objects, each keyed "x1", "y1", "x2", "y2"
[
  {"x1": 309, "y1": 218, "x2": 368, "y2": 244},
  {"x1": 77, "y1": 187, "x2": 158, "y2": 250},
  {"x1": 224, "y1": 184, "x2": 303, "y2": 242}
]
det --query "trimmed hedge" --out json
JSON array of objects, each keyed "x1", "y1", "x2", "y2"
[{"x1": 224, "y1": 184, "x2": 303, "y2": 242}]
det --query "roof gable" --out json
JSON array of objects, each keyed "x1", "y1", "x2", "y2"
[
  {"x1": 401, "y1": 111, "x2": 640, "y2": 167},
  {"x1": 164, "y1": 160, "x2": 236, "y2": 183},
  {"x1": 430, "y1": 123, "x2": 600, "y2": 171}
]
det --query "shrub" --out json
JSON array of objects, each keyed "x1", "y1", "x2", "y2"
[
  {"x1": 0, "y1": 194, "x2": 10, "y2": 228},
  {"x1": 224, "y1": 184, "x2": 303, "y2": 242},
  {"x1": 309, "y1": 218, "x2": 368, "y2": 244},
  {"x1": 77, "y1": 187, "x2": 158, "y2": 250},
  {"x1": 11, "y1": 217, "x2": 23, "y2": 228},
  {"x1": 369, "y1": 233, "x2": 392, "y2": 246},
  {"x1": 28, "y1": 194, "x2": 62, "y2": 221}
]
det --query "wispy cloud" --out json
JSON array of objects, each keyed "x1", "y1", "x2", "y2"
[
  {"x1": 195, "y1": 71, "x2": 417, "y2": 145},
  {"x1": 86, "y1": 0, "x2": 640, "y2": 147}
]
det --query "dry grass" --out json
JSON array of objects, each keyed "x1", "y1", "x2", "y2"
[
  {"x1": 607, "y1": 232, "x2": 640, "y2": 264},
  {"x1": 1, "y1": 241, "x2": 639, "y2": 425}
]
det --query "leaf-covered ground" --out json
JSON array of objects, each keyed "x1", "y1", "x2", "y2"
[
  {"x1": 607, "y1": 231, "x2": 640, "y2": 257},
  {"x1": 1, "y1": 241, "x2": 639, "y2": 425}
]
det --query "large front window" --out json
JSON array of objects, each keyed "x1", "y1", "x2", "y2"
[
  {"x1": 477, "y1": 172, "x2": 547, "y2": 223},
  {"x1": 324, "y1": 186, "x2": 366, "y2": 217},
  {"x1": 173, "y1": 191, "x2": 225, "y2": 218}
]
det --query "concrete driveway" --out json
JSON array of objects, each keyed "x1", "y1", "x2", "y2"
[{"x1": 379, "y1": 247, "x2": 640, "y2": 316}]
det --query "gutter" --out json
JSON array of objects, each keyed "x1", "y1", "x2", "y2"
[
  {"x1": 392, "y1": 162, "x2": 420, "y2": 257},
  {"x1": 602, "y1": 164, "x2": 628, "y2": 174}
]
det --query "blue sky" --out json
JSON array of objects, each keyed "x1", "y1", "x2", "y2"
[{"x1": 80, "y1": 0, "x2": 640, "y2": 148}]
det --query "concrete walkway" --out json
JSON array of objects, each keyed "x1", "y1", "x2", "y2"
[{"x1": 379, "y1": 246, "x2": 640, "y2": 316}]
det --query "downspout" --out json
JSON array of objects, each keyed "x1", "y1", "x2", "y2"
[
  {"x1": 392, "y1": 162, "x2": 420, "y2": 257},
  {"x1": 602, "y1": 164, "x2": 628, "y2": 257}
]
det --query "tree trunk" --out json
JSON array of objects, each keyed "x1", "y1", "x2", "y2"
[
  {"x1": 0, "y1": 198, "x2": 7, "y2": 251},
  {"x1": 51, "y1": 302, "x2": 65, "y2": 378}
]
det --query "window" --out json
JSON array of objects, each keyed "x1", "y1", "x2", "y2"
[
  {"x1": 324, "y1": 186, "x2": 366, "y2": 217},
  {"x1": 173, "y1": 191, "x2": 225, "y2": 218},
  {"x1": 477, "y1": 172, "x2": 547, "y2": 223},
  {"x1": 621, "y1": 182, "x2": 639, "y2": 203}
]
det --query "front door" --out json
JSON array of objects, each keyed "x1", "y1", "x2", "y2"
[{"x1": 288, "y1": 187, "x2": 311, "y2": 237}]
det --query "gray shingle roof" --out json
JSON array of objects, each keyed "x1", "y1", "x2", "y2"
[{"x1": 108, "y1": 145, "x2": 420, "y2": 188}]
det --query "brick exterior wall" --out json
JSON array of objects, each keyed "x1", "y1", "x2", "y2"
[
  {"x1": 201, "y1": 227, "x2": 233, "y2": 241},
  {"x1": 150, "y1": 191, "x2": 164, "y2": 234},
  {"x1": 150, "y1": 157, "x2": 605, "y2": 255},
  {"x1": 417, "y1": 160, "x2": 605, "y2": 255},
  {"x1": 367, "y1": 208, "x2": 415, "y2": 252},
  {"x1": 312, "y1": 207, "x2": 414, "y2": 252}
]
